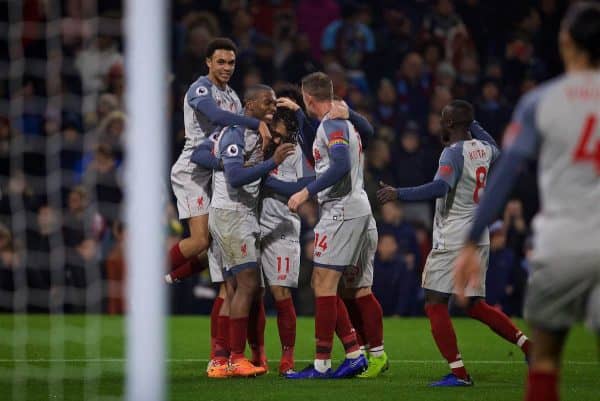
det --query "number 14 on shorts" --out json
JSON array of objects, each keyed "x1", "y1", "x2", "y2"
[{"x1": 314, "y1": 233, "x2": 328, "y2": 257}]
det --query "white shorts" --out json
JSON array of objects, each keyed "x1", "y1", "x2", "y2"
[
  {"x1": 342, "y1": 217, "x2": 377, "y2": 288},
  {"x1": 171, "y1": 161, "x2": 211, "y2": 219},
  {"x1": 209, "y1": 208, "x2": 260, "y2": 277},
  {"x1": 261, "y1": 236, "x2": 300, "y2": 288},
  {"x1": 313, "y1": 215, "x2": 370, "y2": 271},
  {"x1": 422, "y1": 246, "x2": 489, "y2": 297},
  {"x1": 208, "y1": 239, "x2": 224, "y2": 284},
  {"x1": 525, "y1": 251, "x2": 600, "y2": 331}
]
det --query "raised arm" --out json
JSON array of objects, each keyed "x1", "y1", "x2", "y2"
[
  {"x1": 187, "y1": 81, "x2": 260, "y2": 129},
  {"x1": 466, "y1": 90, "x2": 542, "y2": 244},
  {"x1": 470, "y1": 120, "x2": 500, "y2": 162},
  {"x1": 220, "y1": 127, "x2": 295, "y2": 188}
]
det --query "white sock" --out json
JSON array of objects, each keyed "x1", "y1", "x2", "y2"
[
  {"x1": 369, "y1": 345, "x2": 384, "y2": 358},
  {"x1": 314, "y1": 359, "x2": 331, "y2": 373},
  {"x1": 346, "y1": 350, "x2": 361, "y2": 359}
]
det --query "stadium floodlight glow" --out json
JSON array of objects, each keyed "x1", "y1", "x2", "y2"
[{"x1": 125, "y1": 0, "x2": 168, "y2": 400}]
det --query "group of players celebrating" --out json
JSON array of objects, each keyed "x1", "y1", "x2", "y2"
[{"x1": 165, "y1": 3, "x2": 600, "y2": 400}]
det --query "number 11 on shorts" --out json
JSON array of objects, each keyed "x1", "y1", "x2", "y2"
[{"x1": 277, "y1": 256, "x2": 290, "y2": 273}]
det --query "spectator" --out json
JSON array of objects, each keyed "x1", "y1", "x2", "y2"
[
  {"x1": 372, "y1": 231, "x2": 405, "y2": 316},
  {"x1": 475, "y1": 78, "x2": 512, "y2": 141},
  {"x1": 296, "y1": 0, "x2": 340, "y2": 61},
  {"x1": 321, "y1": 2, "x2": 375, "y2": 73},
  {"x1": 364, "y1": 138, "x2": 397, "y2": 220},
  {"x1": 486, "y1": 220, "x2": 518, "y2": 314},
  {"x1": 373, "y1": 78, "x2": 406, "y2": 132},
  {"x1": 396, "y1": 52, "x2": 431, "y2": 125},
  {"x1": 422, "y1": 0, "x2": 465, "y2": 44}
]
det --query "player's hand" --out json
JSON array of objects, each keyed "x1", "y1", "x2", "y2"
[
  {"x1": 288, "y1": 188, "x2": 309, "y2": 212},
  {"x1": 454, "y1": 243, "x2": 481, "y2": 306},
  {"x1": 276, "y1": 97, "x2": 300, "y2": 111},
  {"x1": 258, "y1": 121, "x2": 272, "y2": 152},
  {"x1": 330, "y1": 100, "x2": 349, "y2": 120},
  {"x1": 376, "y1": 181, "x2": 398, "y2": 204},
  {"x1": 272, "y1": 143, "x2": 295, "y2": 164}
]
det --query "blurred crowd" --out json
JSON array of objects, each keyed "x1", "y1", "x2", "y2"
[{"x1": 0, "y1": 0, "x2": 572, "y2": 316}]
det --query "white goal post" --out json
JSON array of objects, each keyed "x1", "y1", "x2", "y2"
[{"x1": 124, "y1": 0, "x2": 168, "y2": 400}]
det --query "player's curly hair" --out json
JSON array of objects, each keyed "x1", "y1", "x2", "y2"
[{"x1": 205, "y1": 37, "x2": 237, "y2": 58}]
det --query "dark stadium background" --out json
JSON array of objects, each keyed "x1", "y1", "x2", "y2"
[{"x1": 1, "y1": 0, "x2": 570, "y2": 317}]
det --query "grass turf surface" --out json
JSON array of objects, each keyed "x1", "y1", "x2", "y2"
[{"x1": 0, "y1": 315, "x2": 598, "y2": 401}]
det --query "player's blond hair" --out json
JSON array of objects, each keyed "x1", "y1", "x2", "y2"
[{"x1": 301, "y1": 72, "x2": 333, "y2": 102}]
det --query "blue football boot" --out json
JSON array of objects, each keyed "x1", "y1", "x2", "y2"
[
  {"x1": 284, "y1": 364, "x2": 332, "y2": 379},
  {"x1": 331, "y1": 354, "x2": 368, "y2": 378},
  {"x1": 429, "y1": 373, "x2": 474, "y2": 387}
]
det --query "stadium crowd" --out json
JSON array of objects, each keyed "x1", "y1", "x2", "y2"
[{"x1": 0, "y1": 0, "x2": 570, "y2": 316}]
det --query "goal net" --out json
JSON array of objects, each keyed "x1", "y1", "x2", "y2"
[{"x1": 0, "y1": 1, "x2": 167, "y2": 400}]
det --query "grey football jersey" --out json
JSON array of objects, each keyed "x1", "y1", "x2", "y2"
[
  {"x1": 260, "y1": 144, "x2": 315, "y2": 238},
  {"x1": 211, "y1": 125, "x2": 263, "y2": 213},
  {"x1": 505, "y1": 72, "x2": 600, "y2": 258},
  {"x1": 175, "y1": 76, "x2": 242, "y2": 171},
  {"x1": 312, "y1": 117, "x2": 371, "y2": 219},
  {"x1": 433, "y1": 139, "x2": 499, "y2": 250}
]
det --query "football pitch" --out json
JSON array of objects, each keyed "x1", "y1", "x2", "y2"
[{"x1": 0, "y1": 315, "x2": 598, "y2": 401}]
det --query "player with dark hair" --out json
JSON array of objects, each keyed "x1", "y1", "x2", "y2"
[
  {"x1": 284, "y1": 72, "x2": 373, "y2": 379},
  {"x1": 378, "y1": 100, "x2": 531, "y2": 386},
  {"x1": 209, "y1": 84, "x2": 294, "y2": 377},
  {"x1": 168, "y1": 37, "x2": 273, "y2": 377},
  {"x1": 256, "y1": 105, "x2": 316, "y2": 375},
  {"x1": 455, "y1": 3, "x2": 600, "y2": 400}
]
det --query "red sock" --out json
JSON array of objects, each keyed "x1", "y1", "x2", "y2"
[
  {"x1": 468, "y1": 300, "x2": 530, "y2": 356},
  {"x1": 275, "y1": 298, "x2": 296, "y2": 369},
  {"x1": 356, "y1": 293, "x2": 384, "y2": 351},
  {"x1": 526, "y1": 369, "x2": 559, "y2": 401},
  {"x1": 209, "y1": 297, "x2": 225, "y2": 359},
  {"x1": 247, "y1": 297, "x2": 266, "y2": 363},
  {"x1": 343, "y1": 298, "x2": 365, "y2": 347},
  {"x1": 169, "y1": 242, "x2": 188, "y2": 271},
  {"x1": 169, "y1": 257, "x2": 207, "y2": 281},
  {"x1": 315, "y1": 296, "x2": 337, "y2": 360},
  {"x1": 335, "y1": 296, "x2": 360, "y2": 354},
  {"x1": 214, "y1": 315, "x2": 229, "y2": 361},
  {"x1": 425, "y1": 303, "x2": 468, "y2": 380},
  {"x1": 229, "y1": 317, "x2": 248, "y2": 362},
  {"x1": 275, "y1": 297, "x2": 296, "y2": 349}
]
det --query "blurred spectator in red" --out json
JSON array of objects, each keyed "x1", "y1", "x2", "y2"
[
  {"x1": 296, "y1": 0, "x2": 340, "y2": 61},
  {"x1": 106, "y1": 220, "x2": 126, "y2": 314}
]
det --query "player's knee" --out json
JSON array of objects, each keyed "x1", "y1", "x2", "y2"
[
  {"x1": 189, "y1": 235, "x2": 210, "y2": 254},
  {"x1": 353, "y1": 287, "x2": 372, "y2": 299},
  {"x1": 424, "y1": 289, "x2": 450, "y2": 305},
  {"x1": 235, "y1": 268, "x2": 259, "y2": 295},
  {"x1": 270, "y1": 285, "x2": 291, "y2": 301}
]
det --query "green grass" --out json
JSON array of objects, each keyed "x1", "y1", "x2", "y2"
[{"x1": 0, "y1": 315, "x2": 598, "y2": 401}]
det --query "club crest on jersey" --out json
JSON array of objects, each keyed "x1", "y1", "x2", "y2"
[
  {"x1": 313, "y1": 148, "x2": 322, "y2": 161},
  {"x1": 196, "y1": 86, "x2": 209, "y2": 97},
  {"x1": 328, "y1": 131, "x2": 349, "y2": 147},
  {"x1": 197, "y1": 196, "x2": 204, "y2": 207},
  {"x1": 227, "y1": 144, "x2": 239, "y2": 157},
  {"x1": 241, "y1": 243, "x2": 247, "y2": 257}
]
